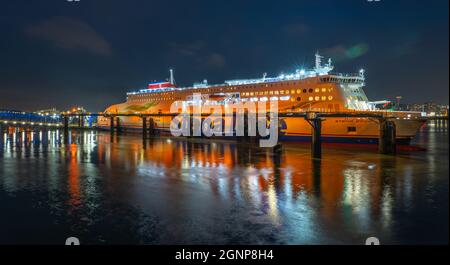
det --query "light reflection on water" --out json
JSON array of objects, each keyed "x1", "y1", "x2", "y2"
[{"x1": 0, "y1": 122, "x2": 448, "y2": 244}]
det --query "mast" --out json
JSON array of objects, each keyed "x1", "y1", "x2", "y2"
[
  {"x1": 315, "y1": 52, "x2": 322, "y2": 71},
  {"x1": 169, "y1": 69, "x2": 175, "y2": 85}
]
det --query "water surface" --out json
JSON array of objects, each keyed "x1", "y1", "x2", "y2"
[{"x1": 0, "y1": 122, "x2": 448, "y2": 244}]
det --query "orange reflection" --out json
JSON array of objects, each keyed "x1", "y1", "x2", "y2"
[{"x1": 68, "y1": 143, "x2": 81, "y2": 210}]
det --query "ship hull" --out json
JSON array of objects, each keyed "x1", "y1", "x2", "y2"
[{"x1": 97, "y1": 116, "x2": 425, "y2": 144}]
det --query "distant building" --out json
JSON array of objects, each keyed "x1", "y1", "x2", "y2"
[
  {"x1": 35, "y1": 108, "x2": 60, "y2": 116},
  {"x1": 405, "y1": 102, "x2": 449, "y2": 116}
]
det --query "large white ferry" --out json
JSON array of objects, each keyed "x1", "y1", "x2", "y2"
[{"x1": 98, "y1": 53, "x2": 426, "y2": 144}]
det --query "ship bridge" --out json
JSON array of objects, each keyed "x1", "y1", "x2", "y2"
[{"x1": 319, "y1": 73, "x2": 365, "y2": 84}]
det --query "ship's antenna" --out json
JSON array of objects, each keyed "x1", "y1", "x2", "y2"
[
  {"x1": 169, "y1": 69, "x2": 175, "y2": 85},
  {"x1": 262, "y1": 72, "x2": 267, "y2": 81}
]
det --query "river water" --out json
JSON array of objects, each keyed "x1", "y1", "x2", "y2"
[{"x1": 0, "y1": 122, "x2": 448, "y2": 244}]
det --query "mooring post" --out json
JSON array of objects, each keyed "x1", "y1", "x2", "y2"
[
  {"x1": 379, "y1": 118, "x2": 396, "y2": 154},
  {"x1": 142, "y1": 117, "x2": 148, "y2": 139}
]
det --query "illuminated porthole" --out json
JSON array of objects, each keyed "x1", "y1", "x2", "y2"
[
  {"x1": 322, "y1": 88, "x2": 327, "y2": 92},
  {"x1": 328, "y1": 96, "x2": 333, "y2": 100},
  {"x1": 321, "y1": 96, "x2": 327, "y2": 100},
  {"x1": 291, "y1": 90, "x2": 296, "y2": 94},
  {"x1": 309, "y1": 96, "x2": 314, "y2": 101},
  {"x1": 315, "y1": 96, "x2": 320, "y2": 101},
  {"x1": 297, "y1": 89, "x2": 302, "y2": 94},
  {"x1": 296, "y1": 97, "x2": 301, "y2": 102},
  {"x1": 308, "y1": 88, "x2": 313, "y2": 93},
  {"x1": 315, "y1": 88, "x2": 320, "y2": 93}
]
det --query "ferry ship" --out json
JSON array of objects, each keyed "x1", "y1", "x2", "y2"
[{"x1": 98, "y1": 53, "x2": 426, "y2": 144}]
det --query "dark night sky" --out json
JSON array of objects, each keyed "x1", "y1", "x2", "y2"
[{"x1": 0, "y1": 0, "x2": 448, "y2": 112}]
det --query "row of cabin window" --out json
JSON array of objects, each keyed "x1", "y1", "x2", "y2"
[
  {"x1": 241, "y1": 87, "x2": 333, "y2": 97},
  {"x1": 241, "y1": 95, "x2": 334, "y2": 102},
  {"x1": 128, "y1": 86, "x2": 334, "y2": 101},
  {"x1": 131, "y1": 82, "x2": 327, "y2": 97},
  {"x1": 320, "y1": 77, "x2": 361, "y2": 83}
]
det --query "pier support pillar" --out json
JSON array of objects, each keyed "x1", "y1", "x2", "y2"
[
  {"x1": 238, "y1": 112, "x2": 247, "y2": 143},
  {"x1": 379, "y1": 119, "x2": 396, "y2": 155},
  {"x1": 110, "y1": 116, "x2": 115, "y2": 133},
  {"x1": 63, "y1": 116, "x2": 69, "y2": 144},
  {"x1": 306, "y1": 113, "x2": 322, "y2": 159},
  {"x1": 0, "y1": 124, "x2": 3, "y2": 146},
  {"x1": 188, "y1": 115, "x2": 200, "y2": 138},
  {"x1": 239, "y1": 111, "x2": 258, "y2": 145},
  {"x1": 79, "y1": 116, "x2": 84, "y2": 128},
  {"x1": 311, "y1": 118, "x2": 322, "y2": 159},
  {"x1": 115, "y1": 117, "x2": 121, "y2": 133},
  {"x1": 142, "y1": 117, "x2": 148, "y2": 139},
  {"x1": 149, "y1": 118, "x2": 155, "y2": 136},
  {"x1": 187, "y1": 115, "x2": 193, "y2": 138}
]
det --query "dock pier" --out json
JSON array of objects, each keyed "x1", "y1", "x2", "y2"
[{"x1": 9, "y1": 111, "x2": 442, "y2": 158}]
